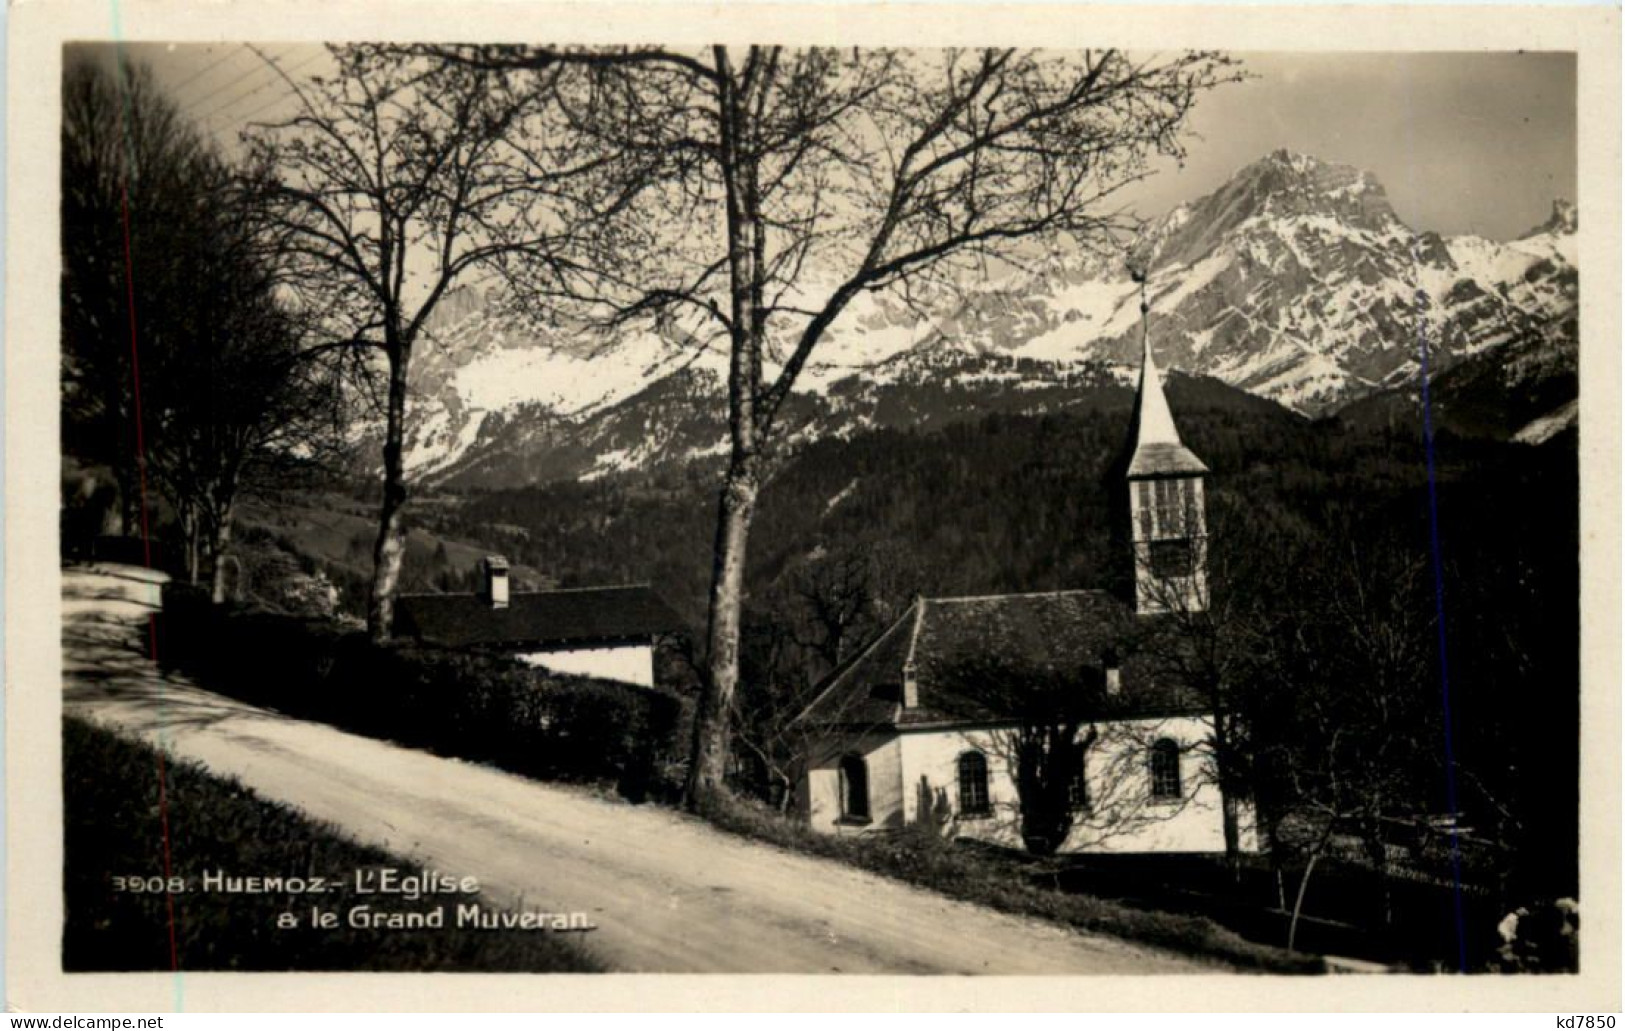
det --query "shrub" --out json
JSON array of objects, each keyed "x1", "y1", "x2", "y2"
[{"x1": 1489, "y1": 899, "x2": 1580, "y2": 973}]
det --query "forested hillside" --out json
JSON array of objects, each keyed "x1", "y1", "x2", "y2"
[
  {"x1": 442, "y1": 376, "x2": 1293, "y2": 624},
  {"x1": 420, "y1": 377, "x2": 1577, "y2": 902}
]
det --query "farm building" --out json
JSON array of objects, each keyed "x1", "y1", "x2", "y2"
[{"x1": 394, "y1": 557, "x2": 681, "y2": 687}]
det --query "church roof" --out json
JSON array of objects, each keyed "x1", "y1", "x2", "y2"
[
  {"x1": 1126, "y1": 332, "x2": 1208, "y2": 479},
  {"x1": 394, "y1": 585, "x2": 681, "y2": 649},
  {"x1": 794, "y1": 591, "x2": 1204, "y2": 731}
]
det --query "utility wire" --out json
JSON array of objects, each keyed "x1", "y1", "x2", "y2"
[
  {"x1": 229, "y1": 51, "x2": 327, "y2": 124},
  {"x1": 185, "y1": 54, "x2": 278, "y2": 114},
  {"x1": 168, "y1": 44, "x2": 244, "y2": 95},
  {"x1": 186, "y1": 45, "x2": 304, "y2": 122}
]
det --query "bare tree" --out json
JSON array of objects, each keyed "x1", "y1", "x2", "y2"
[
  {"x1": 768, "y1": 546, "x2": 909, "y2": 681},
  {"x1": 788, "y1": 550, "x2": 882, "y2": 672},
  {"x1": 245, "y1": 45, "x2": 588, "y2": 641},
  {"x1": 1247, "y1": 518, "x2": 1446, "y2": 946},
  {"x1": 144, "y1": 196, "x2": 347, "y2": 602},
  {"x1": 61, "y1": 55, "x2": 345, "y2": 592},
  {"x1": 61, "y1": 55, "x2": 209, "y2": 540},
  {"x1": 977, "y1": 660, "x2": 1103, "y2": 856},
  {"x1": 424, "y1": 45, "x2": 1240, "y2": 807}
]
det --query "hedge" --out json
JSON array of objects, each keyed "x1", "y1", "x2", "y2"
[{"x1": 157, "y1": 585, "x2": 687, "y2": 802}]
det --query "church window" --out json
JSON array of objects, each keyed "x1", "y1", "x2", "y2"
[
  {"x1": 957, "y1": 751, "x2": 991, "y2": 817},
  {"x1": 838, "y1": 753, "x2": 870, "y2": 822},
  {"x1": 1150, "y1": 738, "x2": 1182, "y2": 799}
]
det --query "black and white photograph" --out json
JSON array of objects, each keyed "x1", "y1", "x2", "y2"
[{"x1": 9, "y1": 0, "x2": 1621, "y2": 1014}]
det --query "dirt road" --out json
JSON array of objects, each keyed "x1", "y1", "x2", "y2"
[{"x1": 62, "y1": 565, "x2": 1210, "y2": 975}]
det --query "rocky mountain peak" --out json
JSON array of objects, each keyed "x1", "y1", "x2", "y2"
[
  {"x1": 382, "y1": 149, "x2": 1579, "y2": 484},
  {"x1": 422, "y1": 284, "x2": 490, "y2": 335},
  {"x1": 1147, "y1": 150, "x2": 1398, "y2": 271},
  {"x1": 1523, "y1": 198, "x2": 1578, "y2": 238}
]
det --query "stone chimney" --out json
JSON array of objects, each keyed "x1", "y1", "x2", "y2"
[
  {"x1": 901, "y1": 597, "x2": 927, "y2": 709},
  {"x1": 482, "y1": 555, "x2": 510, "y2": 609}
]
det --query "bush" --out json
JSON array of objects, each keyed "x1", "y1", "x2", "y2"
[
  {"x1": 156, "y1": 590, "x2": 687, "y2": 802},
  {"x1": 1489, "y1": 899, "x2": 1579, "y2": 973}
]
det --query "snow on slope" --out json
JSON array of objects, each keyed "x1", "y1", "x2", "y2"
[
  {"x1": 452, "y1": 334, "x2": 725, "y2": 417},
  {"x1": 390, "y1": 152, "x2": 1577, "y2": 480},
  {"x1": 1511, "y1": 399, "x2": 1579, "y2": 445}
]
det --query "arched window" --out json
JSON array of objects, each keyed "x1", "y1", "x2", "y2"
[
  {"x1": 838, "y1": 753, "x2": 870, "y2": 822},
  {"x1": 957, "y1": 751, "x2": 991, "y2": 817},
  {"x1": 1150, "y1": 738, "x2": 1182, "y2": 800}
]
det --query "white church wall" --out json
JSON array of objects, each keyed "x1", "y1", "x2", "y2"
[
  {"x1": 802, "y1": 732, "x2": 906, "y2": 834},
  {"x1": 1064, "y1": 714, "x2": 1234, "y2": 854},
  {"x1": 894, "y1": 715, "x2": 1250, "y2": 854},
  {"x1": 516, "y1": 643, "x2": 655, "y2": 687},
  {"x1": 898, "y1": 727, "x2": 1022, "y2": 846}
]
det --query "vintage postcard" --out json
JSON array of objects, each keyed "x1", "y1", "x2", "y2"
[{"x1": 7, "y1": 0, "x2": 1620, "y2": 1014}]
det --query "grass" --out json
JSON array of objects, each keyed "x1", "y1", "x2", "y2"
[
  {"x1": 236, "y1": 495, "x2": 547, "y2": 590},
  {"x1": 62, "y1": 716, "x2": 603, "y2": 972},
  {"x1": 696, "y1": 793, "x2": 1326, "y2": 974},
  {"x1": 1054, "y1": 850, "x2": 1504, "y2": 970}
]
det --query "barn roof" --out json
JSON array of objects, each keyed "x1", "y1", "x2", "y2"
[
  {"x1": 794, "y1": 590, "x2": 1203, "y2": 731},
  {"x1": 394, "y1": 585, "x2": 682, "y2": 649}
]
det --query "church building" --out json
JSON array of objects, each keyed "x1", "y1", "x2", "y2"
[{"x1": 792, "y1": 327, "x2": 1255, "y2": 855}]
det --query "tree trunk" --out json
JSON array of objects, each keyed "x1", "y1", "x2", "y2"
[
  {"x1": 1289, "y1": 819, "x2": 1339, "y2": 951},
  {"x1": 682, "y1": 47, "x2": 765, "y2": 811},
  {"x1": 684, "y1": 461, "x2": 759, "y2": 807},
  {"x1": 1362, "y1": 816, "x2": 1394, "y2": 928},
  {"x1": 1288, "y1": 851, "x2": 1320, "y2": 952},
  {"x1": 1223, "y1": 796, "x2": 1244, "y2": 883},
  {"x1": 209, "y1": 516, "x2": 234, "y2": 605},
  {"x1": 1212, "y1": 714, "x2": 1242, "y2": 874},
  {"x1": 115, "y1": 461, "x2": 140, "y2": 541},
  {"x1": 178, "y1": 505, "x2": 200, "y2": 585},
  {"x1": 367, "y1": 345, "x2": 412, "y2": 644},
  {"x1": 1262, "y1": 804, "x2": 1288, "y2": 908}
]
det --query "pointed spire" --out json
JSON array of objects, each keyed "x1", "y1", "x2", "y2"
[
  {"x1": 1126, "y1": 275, "x2": 1208, "y2": 479},
  {"x1": 1135, "y1": 322, "x2": 1184, "y2": 449}
]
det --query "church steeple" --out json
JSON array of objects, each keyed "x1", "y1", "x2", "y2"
[{"x1": 1124, "y1": 274, "x2": 1208, "y2": 615}]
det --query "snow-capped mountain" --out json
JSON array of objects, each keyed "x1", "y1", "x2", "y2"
[
  {"x1": 387, "y1": 149, "x2": 1577, "y2": 486},
  {"x1": 1012, "y1": 152, "x2": 1577, "y2": 412}
]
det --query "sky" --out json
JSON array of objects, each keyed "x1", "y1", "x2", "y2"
[
  {"x1": 1122, "y1": 51, "x2": 1578, "y2": 240},
  {"x1": 86, "y1": 44, "x2": 1578, "y2": 243}
]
